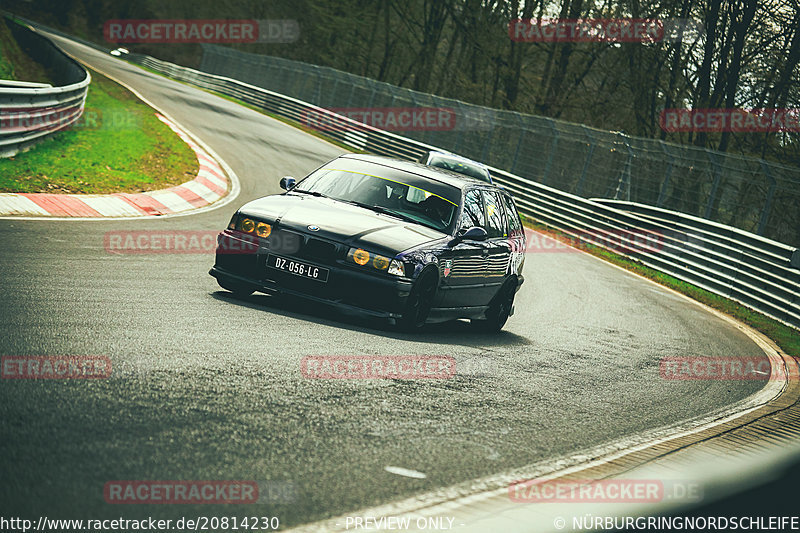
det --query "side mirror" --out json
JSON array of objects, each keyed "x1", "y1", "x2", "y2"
[
  {"x1": 448, "y1": 226, "x2": 488, "y2": 247},
  {"x1": 279, "y1": 176, "x2": 296, "y2": 190}
]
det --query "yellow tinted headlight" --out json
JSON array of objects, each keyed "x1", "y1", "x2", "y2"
[
  {"x1": 240, "y1": 218, "x2": 255, "y2": 233},
  {"x1": 256, "y1": 222, "x2": 271, "y2": 238},
  {"x1": 372, "y1": 255, "x2": 390, "y2": 270},
  {"x1": 352, "y1": 248, "x2": 370, "y2": 265}
]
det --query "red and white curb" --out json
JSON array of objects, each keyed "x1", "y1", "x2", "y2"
[{"x1": 0, "y1": 114, "x2": 229, "y2": 218}]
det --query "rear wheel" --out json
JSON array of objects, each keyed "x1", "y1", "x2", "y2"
[
  {"x1": 397, "y1": 269, "x2": 437, "y2": 331},
  {"x1": 472, "y1": 280, "x2": 516, "y2": 332},
  {"x1": 218, "y1": 278, "x2": 255, "y2": 297}
]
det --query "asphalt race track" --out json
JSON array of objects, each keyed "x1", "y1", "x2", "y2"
[{"x1": 0, "y1": 34, "x2": 771, "y2": 528}]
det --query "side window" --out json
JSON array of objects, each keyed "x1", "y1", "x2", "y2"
[
  {"x1": 458, "y1": 189, "x2": 485, "y2": 232},
  {"x1": 500, "y1": 193, "x2": 523, "y2": 237},
  {"x1": 482, "y1": 190, "x2": 506, "y2": 238}
]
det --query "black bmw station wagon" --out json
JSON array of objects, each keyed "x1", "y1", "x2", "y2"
[{"x1": 210, "y1": 154, "x2": 526, "y2": 331}]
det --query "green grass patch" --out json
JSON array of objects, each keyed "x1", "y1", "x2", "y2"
[
  {"x1": 0, "y1": 18, "x2": 52, "y2": 82},
  {"x1": 0, "y1": 65, "x2": 198, "y2": 194},
  {"x1": 521, "y1": 215, "x2": 800, "y2": 359}
]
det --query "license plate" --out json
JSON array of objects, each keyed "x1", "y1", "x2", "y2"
[{"x1": 267, "y1": 254, "x2": 329, "y2": 282}]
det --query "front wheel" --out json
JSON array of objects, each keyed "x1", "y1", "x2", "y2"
[
  {"x1": 218, "y1": 278, "x2": 255, "y2": 297},
  {"x1": 397, "y1": 270, "x2": 437, "y2": 331},
  {"x1": 472, "y1": 280, "x2": 516, "y2": 332}
]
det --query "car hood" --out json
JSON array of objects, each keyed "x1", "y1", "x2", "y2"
[{"x1": 239, "y1": 193, "x2": 447, "y2": 255}]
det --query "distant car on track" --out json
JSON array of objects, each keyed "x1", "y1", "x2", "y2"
[
  {"x1": 417, "y1": 150, "x2": 493, "y2": 183},
  {"x1": 210, "y1": 154, "x2": 525, "y2": 331}
]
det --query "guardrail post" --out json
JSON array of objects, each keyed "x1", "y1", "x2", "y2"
[
  {"x1": 453, "y1": 102, "x2": 466, "y2": 153},
  {"x1": 408, "y1": 90, "x2": 423, "y2": 143},
  {"x1": 704, "y1": 152, "x2": 722, "y2": 220},
  {"x1": 480, "y1": 121, "x2": 495, "y2": 164},
  {"x1": 613, "y1": 135, "x2": 633, "y2": 201},
  {"x1": 329, "y1": 75, "x2": 340, "y2": 108},
  {"x1": 510, "y1": 112, "x2": 526, "y2": 174},
  {"x1": 541, "y1": 119, "x2": 559, "y2": 185},
  {"x1": 314, "y1": 70, "x2": 323, "y2": 106},
  {"x1": 575, "y1": 126, "x2": 595, "y2": 196},
  {"x1": 757, "y1": 159, "x2": 777, "y2": 236},
  {"x1": 656, "y1": 141, "x2": 675, "y2": 207},
  {"x1": 345, "y1": 81, "x2": 356, "y2": 109}
]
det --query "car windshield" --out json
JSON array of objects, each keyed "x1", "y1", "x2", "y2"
[
  {"x1": 294, "y1": 168, "x2": 458, "y2": 232},
  {"x1": 427, "y1": 155, "x2": 490, "y2": 182}
]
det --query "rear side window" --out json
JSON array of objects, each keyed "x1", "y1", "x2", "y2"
[
  {"x1": 458, "y1": 189, "x2": 485, "y2": 232},
  {"x1": 482, "y1": 190, "x2": 507, "y2": 238},
  {"x1": 500, "y1": 193, "x2": 523, "y2": 237}
]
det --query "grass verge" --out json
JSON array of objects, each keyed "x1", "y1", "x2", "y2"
[
  {"x1": 0, "y1": 65, "x2": 198, "y2": 193},
  {"x1": 521, "y1": 215, "x2": 800, "y2": 359}
]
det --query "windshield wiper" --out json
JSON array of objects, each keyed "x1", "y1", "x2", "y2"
[{"x1": 292, "y1": 189, "x2": 330, "y2": 198}]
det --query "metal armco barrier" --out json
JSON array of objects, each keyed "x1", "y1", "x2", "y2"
[
  {"x1": 0, "y1": 17, "x2": 90, "y2": 158},
  {"x1": 123, "y1": 53, "x2": 800, "y2": 330}
]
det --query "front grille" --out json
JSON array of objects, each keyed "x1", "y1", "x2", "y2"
[
  {"x1": 302, "y1": 238, "x2": 339, "y2": 263},
  {"x1": 267, "y1": 230, "x2": 303, "y2": 256}
]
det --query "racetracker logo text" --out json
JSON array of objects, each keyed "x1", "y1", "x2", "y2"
[
  {"x1": 660, "y1": 108, "x2": 800, "y2": 132},
  {"x1": 104, "y1": 231, "x2": 258, "y2": 254},
  {"x1": 510, "y1": 18, "x2": 663, "y2": 42},
  {"x1": 525, "y1": 229, "x2": 664, "y2": 254},
  {"x1": 659, "y1": 356, "x2": 790, "y2": 381},
  {"x1": 301, "y1": 356, "x2": 456, "y2": 379},
  {"x1": 509, "y1": 18, "x2": 702, "y2": 43},
  {"x1": 1, "y1": 355, "x2": 111, "y2": 379},
  {"x1": 103, "y1": 19, "x2": 299, "y2": 44},
  {"x1": 104, "y1": 481, "x2": 258, "y2": 504},
  {"x1": 508, "y1": 479, "x2": 701, "y2": 503},
  {"x1": 302, "y1": 107, "x2": 456, "y2": 132}
]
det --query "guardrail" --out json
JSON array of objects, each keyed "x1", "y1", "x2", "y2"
[
  {"x1": 122, "y1": 53, "x2": 800, "y2": 330},
  {"x1": 0, "y1": 17, "x2": 90, "y2": 158}
]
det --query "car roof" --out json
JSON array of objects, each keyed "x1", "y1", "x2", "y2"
[
  {"x1": 339, "y1": 153, "x2": 498, "y2": 192},
  {"x1": 426, "y1": 150, "x2": 490, "y2": 170}
]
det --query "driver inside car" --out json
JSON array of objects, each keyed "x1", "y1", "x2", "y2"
[
  {"x1": 419, "y1": 195, "x2": 451, "y2": 226},
  {"x1": 357, "y1": 178, "x2": 389, "y2": 206}
]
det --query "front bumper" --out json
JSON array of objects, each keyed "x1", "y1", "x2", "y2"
[{"x1": 210, "y1": 231, "x2": 414, "y2": 319}]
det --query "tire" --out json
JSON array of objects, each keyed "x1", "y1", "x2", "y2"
[
  {"x1": 397, "y1": 269, "x2": 437, "y2": 331},
  {"x1": 472, "y1": 280, "x2": 516, "y2": 332},
  {"x1": 218, "y1": 278, "x2": 255, "y2": 296}
]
